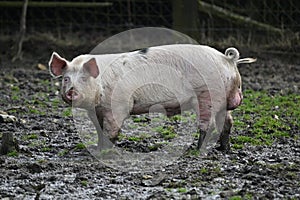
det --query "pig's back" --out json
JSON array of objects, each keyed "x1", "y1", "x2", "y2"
[{"x1": 100, "y1": 44, "x2": 231, "y2": 111}]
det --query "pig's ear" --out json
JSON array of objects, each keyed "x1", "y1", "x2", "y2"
[
  {"x1": 83, "y1": 58, "x2": 99, "y2": 78},
  {"x1": 49, "y1": 52, "x2": 68, "y2": 77}
]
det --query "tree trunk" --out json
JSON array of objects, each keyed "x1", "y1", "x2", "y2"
[
  {"x1": 172, "y1": 0, "x2": 199, "y2": 40},
  {"x1": 12, "y1": 0, "x2": 29, "y2": 62}
]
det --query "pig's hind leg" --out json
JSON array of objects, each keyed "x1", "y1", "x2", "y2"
[
  {"x1": 196, "y1": 92, "x2": 213, "y2": 150},
  {"x1": 216, "y1": 111, "x2": 233, "y2": 152}
]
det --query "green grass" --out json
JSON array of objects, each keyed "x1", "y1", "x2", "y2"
[
  {"x1": 132, "y1": 116, "x2": 149, "y2": 123},
  {"x1": 23, "y1": 134, "x2": 38, "y2": 140},
  {"x1": 200, "y1": 167, "x2": 208, "y2": 174},
  {"x1": 232, "y1": 90, "x2": 299, "y2": 149},
  {"x1": 41, "y1": 147, "x2": 51, "y2": 152},
  {"x1": 229, "y1": 196, "x2": 242, "y2": 200},
  {"x1": 186, "y1": 148, "x2": 200, "y2": 156},
  {"x1": 80, "y1": 180, "x2": 88, "y2": 187},
  {"x1": 7, "y1": 150, "x2": 19, "y2": 157},
  {"x1": 177, "y1": 188, "x2": 187, "y2": 193},
  {"x1": 62, "y1": 107, "x2": 72, "y2": 117},
  {"x1": 58, "y1": 149, "x2": 69, "y2": 156},
  {"x1": 75, "y1": 143, "x2": 86, "y2": 150},
  {"x1": 152, "y1": 125, "x2": 177, "y2": 140}
]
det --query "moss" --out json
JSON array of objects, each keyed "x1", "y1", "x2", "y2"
[
  {"x1": 232, "y1": 90, "x2": 299, "y2": 148},
  {"x1": 229, "y1": 196, "x2": 242, "y2": 200},
  {"x1": 76, "y1": 143, "x2": 86, "y2": 149},
  {"x1": 153, "y1": 125, "x2": 177, "y2": 140},
  {"x1": 62, "y1": 107, "x2": 72, "y2": 117},
  {"x1": 41, "y1": 147, "x2": 51, "y2": 152},
  {"x1": 200, "y1": 167, "x2": 208, "y2": 174},
  {"x1": 7, "y1": 150, "x2": 19, "y2": 157},
  {"x1": 132, "y1": 116, "x2": 149, "y2": 123},
  {"x1": 177, "y1": 188, "x2": 187, "y2": 193},
  {"x1": 58, "y1": 149, "x2": 69, "y2": 156},
  {"x1": 186, "y1": 148, "x2": 200, "y2": 157},
  {"x1": 80, "y1": 180, "x2": 88, "y2": 187},
  {"x1": 23, "y1": 134, "x2": 38, "y2": 140}
]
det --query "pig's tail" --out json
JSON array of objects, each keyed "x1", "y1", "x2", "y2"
[{"x1": 225, "y1": 47, "x2": 240, "y2": 61}]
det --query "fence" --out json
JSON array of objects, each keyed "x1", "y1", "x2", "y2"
[{"x1": 0, "y1": 0, "x2": 299, "y2": 45}]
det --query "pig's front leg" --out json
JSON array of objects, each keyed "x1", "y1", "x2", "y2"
[
  {"x1": 87, "y1": 109, "x2": 113, "y2": 150},
  {"x1": 216, "y1": 111, "x2": 233, "y2": 152},
  {"x1": 101, "y1": 110, "x2": 122, "y2": 144}
]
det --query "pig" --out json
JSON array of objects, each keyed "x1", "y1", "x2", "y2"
[{"x1": 49, "y1": 44, "x2": 256, "y2": 152}]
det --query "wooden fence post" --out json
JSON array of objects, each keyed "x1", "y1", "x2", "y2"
[{"x1": 172, "y1": 0, "x2": 199, "y2": 40}]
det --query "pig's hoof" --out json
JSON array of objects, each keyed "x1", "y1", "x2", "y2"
[{"x1": 216, "y1": 145, "x2": 230, "y2": 153}]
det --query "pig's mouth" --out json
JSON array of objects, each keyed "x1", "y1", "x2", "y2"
[{"x1": 64, "y1": 89, "x2": 80, "y2": 103}]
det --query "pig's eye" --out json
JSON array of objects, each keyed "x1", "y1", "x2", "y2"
[{"x1": 64, "y1": 77, "x2": 70, "y2": 83}]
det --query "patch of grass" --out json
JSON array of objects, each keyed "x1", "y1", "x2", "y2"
[
  {"x1": 200, "y1": 167, "x2": 208, "y2": 174},
  {"x1": 58, "y1": 149, "x2": 69, "y2": 156},
  {"x1": 170, "y1": 115, "x2": 181, "y2": 121},
  {"x1": 229, "y1": 196, "x2": 242, "y2": 200},
  {"x1": 7, "y1": 150, "x2": 19, "y2": 157},
  {"x1": 127, "y1": 124, "x2": 138, "y2": 129},
  {"x1": 51, "y1": 98, "x2": 61, "y2": 108},
  {"x1": 23, "y1": 134, "x2": 38, "y2": 140},
  {"x1": 186, "y1": 148, "x2": 200, "y2": 157},
  {"x1": 152, "y1": 125, "x2": 177, "y2": 140},
  {"x1": 232, "y1": 90, "x2": 299, "y2": 148},
  {"x1": 41, "y1": 147, "x2": 51, "y2": 152},
  {"x1": 11, "y1": 95, "x2": 20, "y2": 101},
  {"x1": 132, "y1": 116, "x2": 149, "y2": 123},
  {"x1": 80, "y1": 180, "x2": 88, "y2": 187},
  {"x1": 177, "y1": 188, "x2": 187, "y2": 193},
  {"x1": 151, "y1": 117, "x2": 161, "y2": 122},
  {"x1": 76, "y1": 143, "x2": 86, "y2": 150},
  {"x1": 128, "y1": 136, "x2": 141, "y2": 142},
  {"x1": 170, "y1": 115, "x2": 189, "y2": 123},
  {"x1": 62, "y1": 108, "x2": 72, "y2": 117},
  {"x1": 11, "y1": 85, "x2": 20, "y2": 92},
  {"x1": 232, "y1": 143, "x2": 244, "y2": 149},
  {"x1": 244, "y1": 193, "x2": 253, "y2": 200},
  {"x1": 192, "y1": 132, "x2": 199, "y2": 138}
]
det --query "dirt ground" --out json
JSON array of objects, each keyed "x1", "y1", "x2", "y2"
[{"x1": 0, "y1": 37, "x2": 299, "y2": 199}]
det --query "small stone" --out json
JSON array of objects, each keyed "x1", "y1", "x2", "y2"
[
  {"x1": 37, "y1": 63, "x2": 47, "y2": 71},
  {"x1": 0, "y1": 114, "x2": 17, "y2": 123},
  {"x1": 27, "y1": 163, "x2": 42, "y2": 173}
]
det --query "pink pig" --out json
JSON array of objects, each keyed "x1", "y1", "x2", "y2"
[{"x1": 49, "y1": 44, "x2": 256, "y2": 151}]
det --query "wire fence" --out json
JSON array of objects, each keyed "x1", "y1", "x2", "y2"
[{"x1": 0, "y1": 0, "x2": 299, "y2": 45}]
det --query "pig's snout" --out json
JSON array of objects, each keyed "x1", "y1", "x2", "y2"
[
  {"x1": 228, "y1": 89, "x2": 243, "y2": 110},
  {"x1": 65, "y1": 88, "x2": 79, "y2": 101}
]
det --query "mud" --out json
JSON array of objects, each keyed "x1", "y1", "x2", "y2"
[{"x1": 0, "y1": 42, "x2": 299, "y2": 199}]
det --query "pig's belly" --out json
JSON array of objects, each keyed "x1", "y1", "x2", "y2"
[
  {"x1": 129, "y1": 83, "x2": 197, "y2": 116},
  {"x1": 130, "y1": 98, "x2": 193, "y2": 116}
]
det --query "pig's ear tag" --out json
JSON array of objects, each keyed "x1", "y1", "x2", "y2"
[
  {"x1": 83, "y1": 58, "x2": 99, "y2": 78},
  {"x1": 49, "y1": 52, "x2": 67, "y2": 78}
]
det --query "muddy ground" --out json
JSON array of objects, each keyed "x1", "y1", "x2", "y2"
[{"x1": 0, "y1": 37, "x2": 299, "y2": 199}]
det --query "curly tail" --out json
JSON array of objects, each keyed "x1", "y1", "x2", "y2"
[{"x1": 225, "y1": 47, "x2": 257, "y2": 64}]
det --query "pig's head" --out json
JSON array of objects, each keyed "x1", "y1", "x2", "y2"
[{"x1": 49, "y1": 52, "x2": 100, "y2": 109}]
